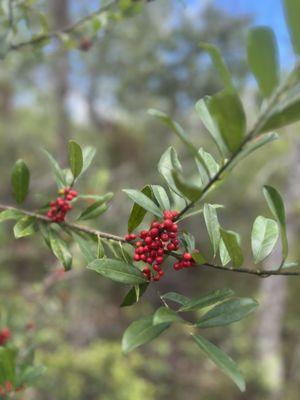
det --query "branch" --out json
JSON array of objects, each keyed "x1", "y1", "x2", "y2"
[
  {"x1": 0, "y1": 203, "x2": 126, "y2": 243},
  {"x1": 177, "y1": 61, "x2": 300, "y2": 219},
  {"x1": 201, "y1": 262, "x2": 300, "y2": 277},
  {"x1": 6, "y1": 0, "x2": 119, "y2": 53}
]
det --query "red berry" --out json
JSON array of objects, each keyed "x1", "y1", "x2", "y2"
[
  {"x1": 167, "y1": 243, "x2": 175, "y2": 251},
  {"x1": 136, "y1": 247, "x2": 144, "y2": 254},
  {"x1": 140, "y1": 230, "x2": 148, "y2": 239},
  {"x1": 145, "y1": 236, "x2": 152, "y2": 245},
  {"x1": 143, "y1": 267, "x2": 151, "y2": 274},
  {"x1": 163, "y1": 210, "x2": 173, "y2": 220},
  {"x1": 153, "y1": 264, "x2": 161, "y2": 272},
  {"x1": 134, "y1": 254, "x2": 140, "y2": 261},
  {"x1": 151, "y1": 221, "x2": 160, "y2": 229},
  {"x1": 150, "y1": 228, "x2": 159, "y2": 237},
  {"x1": 171, "y1": 210, "x2": 179, "y2": 218},
  {"x1": 156, "y1": 256, "x2": 164, "y2": 265},
  {"x1": 158, "y1": 270, "x2": 164, "y2": 276},
  {"x1": 153, "y1": 275, "x2": 160, "y2": 281},
  {"x1": 170, "y1": 223, "x2": 178, "y2": 232},
  {"x1": 140, "y1": 254, "x2": 147, "y2": 261},
  {"x1": 183, "y1": 261, "x2": 191, "y2": 268},
  {"x1": 183, "y1": 252, "x2": 192, "y2": 261},
  {"x1": 169, "y1": 232, "x2": 177, "y2": 239},
  {"x1": 161, "y1": 233, "x2": 169, "y2": 242},
  {"x1": 136, "y1": 241, "x2": 143, "y2": 247},
  {"x1": 146, "y1": 257, "x2": 153, "y2": 264},
  {"x1": 163, "y1": 219, "x2": 173, "y2": 229},
  {"x1": 150, "y1": 242, "x2": 158, "y2": 249},
  {"x1": 157, "y1": 248, "x2": 164, "y2": 256}
]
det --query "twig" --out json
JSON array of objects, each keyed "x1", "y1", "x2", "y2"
[
  {"x1": 0, "y1": 203, "x2": 126, "y2": 243},
  {"x1": 6, "y1": 0, "x2": 119, "y2": 53},
  {"x1": 177, "y1": 61, "x2": 300, "y2": 219}
]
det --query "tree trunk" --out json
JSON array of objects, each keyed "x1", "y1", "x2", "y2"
[
  {"x1": 256, "y1": 136, "x2": 300, "y2": 399},
  {"x1": 50, "y1": 0, "x2": 70, "y2": 165}
]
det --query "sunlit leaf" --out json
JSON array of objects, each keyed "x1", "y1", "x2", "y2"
[
  {"x1": 123, "y1": 189, "x2": 163, "y2": 218},
  {"x1": 251, "y1": 216, "x2": 279, "y2": 263},
  {"x1": 179, "y1": 288, "x2": 234, "y2": 312}
]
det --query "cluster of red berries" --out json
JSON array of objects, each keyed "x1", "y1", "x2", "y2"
[
  {"x1": 47, "y1": 188, "x2": 77, "y2": 222},
  {"x1": 125, "y1": 210, "x2": 195, "y2": 282},
  {"x1": 0, "y1": 381, "x2": 13, "y2": 396},
  {"x1": 0, "y1": 327, "x2": 10, "y2": 346}
]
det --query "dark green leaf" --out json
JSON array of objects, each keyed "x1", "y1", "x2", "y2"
[
  {"x1": 127, "y1": 185, "x2": 153, "y2": 233},
  {"x1": 196, "y1": 298, "x2": 258, "y2": 328},
  {"x1": 263, "y1": 185, "x2": 288, "y2": 261},
  {"x1": 68, "y1": 140, "x2": 83, "y2": 179},
  {"x1": 220, "y1": 229, "x2": 243, "y2": 267},
  {"x1": 122, "y1": 316, "x2": 170, "y2": 353},
  {"x1": 49, "y1": 230, "x2": 72, "y2": 271},
  {"x1": 203, "y1": 203, "x2": 221, "y2": 257},
  {"x1": 179, "y1": 288, "x2": 234, "y2": 312},
  {"x1": 251, "y1": 216, "x2": 279, "y2": 263},
  {"x1": 123, "y1": 189, "x2": 163, "y2": 218},
  {"x1": 207, "y1": 90, "x2": 246, "y2": 154},
  {"x1": 77, "y1": 201, "x2": 108, "y2": 221},
  {"x1": 284, "y1": 0, "x2": 300, "y2": 55},
  {"x1": 120, "y1": 283, "x2": 149, "y2": 307},
  {"x1": 161, "y1": 292, "x2": 190, "y2": 307},
  {"x1": 153, "y1": 307, "x2": 183, "y2": 325},
  {"x1": 87, "y1": 258, "x2": 147, "y2": 284},
  {"x1": 192, "y1": 335, "x2": 245, "y2": 392},
  {"x1": 247, "y1": 27, "x2": 279, "y2": 97},
  {"x1": 11, "y1": 159, "x2": 30, "y2": 204},
  {"x1": 43, "y1": 149, "x2": 67, "y2": 188},
  {"x1": 172, "y1": 170, "x2": 202, "y2": 202}
]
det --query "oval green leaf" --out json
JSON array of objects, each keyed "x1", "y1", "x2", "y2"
[
  {"x1": 251, "y1": 216, "x2": 279, "y2": 264},
  {"x1": 68, "y1": 140, "x2": 83, "y2": 179},
  {"x1": 11, "y1": 159, "x2": 30, "y2": 204}
]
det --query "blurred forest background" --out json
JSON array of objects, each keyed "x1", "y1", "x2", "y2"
[{"x1": 0, "y1": 0, "x2": 300, "y2": 399}]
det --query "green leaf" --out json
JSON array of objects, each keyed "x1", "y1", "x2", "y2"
[
  {"x1": 13, "y1": 217, "x2": 37, "y2": 238},
  {"x1": 259, "y1": 93, "x2": 300, "y2": 132},
  {"x1": 43, "y1": 149, "x2": 67, "y2": 188},
  {"x1": 220, "y1": 229, "x2": 243, "y2": 267},
  {"x1": 97, "y1": 236, "x2": 105, "y2": 258},
  {"x1": 0, "y1": 209, "x2": 23, "y2": 222},
  {"x1": 151, "y1": 185, "x2": 170, "y2": 210},
  {"x1": 251, "y1": 216, "x2": 279, "y2": 264},
  {"x1": 195, "y1": 97, "x2": 229, "y2": 157},
  {"x1": 182, "y1": 232, "x2": 196, "y2": 253},
  {"x1": 284, "y1": 0, "x2": 300, "y2": 55},
  {"x1": 247, "y1": 27, "x2": 279, "y2": 97},
  {"x1": 11, "y1": 159, "x2": 30, "y2": 204},
  {"x1": 172, "y1": 170, "x2": 202, "y2": 202},
  {"x1": 122, "y1": 316, "x2": 170, "y2": 353},
  {"x1": 19, "y1": 365, "x2": 47, "y2": 386},
  {"x1": 207, "y1": 90, "x2": 246, "y2": 154},
  {"x1": 76, "y1": 193, "x2": 114, "y2": 202},
  {"x1": 195, "y1": 148, "x2": 220, "y2": 185},
  {"x1": 263, "y1": 185, "x2": 288, "y2": 261},
  {"x1": 120, "y1": 283, "x2": 149, "y2": 307},
  {"x1": 203, "y1": 203, "x2": 221, "y2": 257},
  {"x1": 72, "y1": 231, "x2": 95, "y2": 263},
  {"x1": 219, "y1": 238, "x2": 231, "y2": 266},
  {"x1": 148, "y1": 109, "x2": 210, "y2": 176},
  {"x1": 0, "y1": 347, "x2": 17, "y2": 385},
  {"x1": 199, "y1": 42, "x2": 234, "y2": 90},
  {"x1": 49, "y1": 230, "x2": 72, "y2": 271},
  {"x1": 196, "y1": 298, "x2": 258, "y2": 328},
  {"x1": 87, "y1": 258, "x2": 147, "y2": 284},
  {"x1": 158, "y1": 147, "x2": 184, "y2": 196},
  {"x1": 68, "y1": 140, "x2": 83, "y2": 179},
  {"x1": 81, "y1": 146, "x2": 96, "y2": 174},
  {"x1": 153, "y1": 307, "x2": 183, "y2": 325},
  {"x1": 281, "y1": 261, "x2": 299, "y2": 269},
  {"x1": 77, "y1": 200, "x2": 108, "y2": 221},
  {"x1": 123, "y1": 189, "x2": 163, "y2": 218},
  {"x1": 192, "y1": 335, "x2": 245, "y2": 392},
  {"x1": 127, "y1": 185, "x2": 152, "y2": 233},
  {"x1": 161, "y1": 292, "x2": 190, "y2": 307},
  {"x1": 191, "y1": 251, "x2": 207, "y2": 265},
  {"x1": 179, "y1": 288, "x2": 234, "y2": 312}
]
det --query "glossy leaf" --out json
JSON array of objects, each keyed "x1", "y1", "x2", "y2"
[
  {"x1": 43, "y1": 149, "x2": 67, "y2": 188},
  {"x1": 153, "y1": 307, "x2": 183, "y2": 325},
  {"x1": 284, "y1": 0, "x2": 300, "y2": 55},
  {"x1": 196, "y1": 298, "x2": 258, "y2": 328},
  {"x1": 122, "y1": 316, "x2": 170, "y2": 353},
  {"x1": 220, "y1": 229, "x2": 243, "y2": 267},
  {"x1": 0, "y1": 209, "x2": 23, "y2": 222},
  {"x1": 127, "y1": 185, "x2": 152, "y2": 233},
  {"x1": 11, "y1": 159, "x2": 30, "y2": 204},
  {"x1": 123, "y1": 189, "x2": 163, "y2": 218},
  {"x1": 247, "y1": 27, "x2": 279, "y2": 97},
  {"x1": 263, "y1": 185, "x2": 288, "y2": 261},
  {"x1": 81, "y1": 146, "x2": 96, "y2": 174},
  {"x1": 203, "y1": 203, "x2": 221, "y2": 257},
  {"x1": 251, "y1": 216, "x2": 279, "y2": 263},
  {"x1": 158, "y1": 147, "x2": 184, "y2": 196},
  {"x1": 179, "y1": 288, "x2": 234, "y2": 312},
  {"x1": 219, "y1": 238, "x2": 231, "y2": 266},
  {"x1": 207, "y1": 90, "x2": 246, "y2": 154},
  {"x1": 13, "y1": 217, "x2": 36, "y2": 238},
  {"x1": 87, "y1": 258, "x2": 147, "y2": 284},
  {"x1": 120, "y1": 283, "x2": 149, "y2": 307},
  {"x1": 77, "y1": 200, "x2": 108, "y2": 221},
  {"x1": 151, "y1": 185, "x2": 170, "y2": 210},
  {"x1": 49, "y1": 230, "x2": 72, "y2": 271},
  {"x1": 68, "y1": 140, "x2": 83, "y2": 179},
  {"x1": 161, "y1": 292, "x2": 190, "y2": 307},
  {"x1": 192, "y1": 335, "x2": 246, "y2": 392}
]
